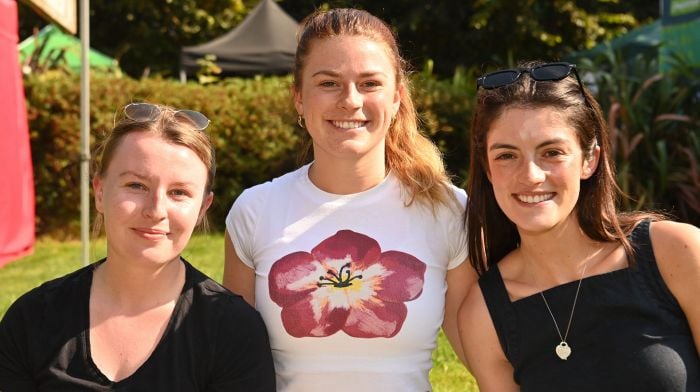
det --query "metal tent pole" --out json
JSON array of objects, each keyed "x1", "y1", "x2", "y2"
[{"x1": 80, "y1": 0, "x2": 90, "y2": 265}]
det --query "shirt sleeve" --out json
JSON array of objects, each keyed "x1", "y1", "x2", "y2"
[
  {"x1": 446, "y1": 185, "x2": 469, "y2": 270},
  {"x1": 0, "y1": 295, "x2": 37, "y2": 391},
  {"x1": 225, "y1": 186, "x2": 269, "y2": 269},
  {"x1": 207, "y1": 297, "x2": 276, "y2": 392}
]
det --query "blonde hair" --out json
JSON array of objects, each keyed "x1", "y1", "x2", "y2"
[
  {"x1": 294, "y1": 8, "x2": 457, "y2": 211},
  {"x1": 92, "y1": 104, "x2": 216, "y2": 235}
]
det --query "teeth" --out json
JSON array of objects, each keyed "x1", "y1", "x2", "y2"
[
  {"x1": 517, "y1": 193, "x2": 554, "y2": 204},
  {"x1": 332, "y1": 120, "x2": 365, "y2": 129}
]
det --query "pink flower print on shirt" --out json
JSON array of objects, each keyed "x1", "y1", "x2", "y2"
[{"x1": 268, "y1": 230, "x2": 427, "y2": 338}]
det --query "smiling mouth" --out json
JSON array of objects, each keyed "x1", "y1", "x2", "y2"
[
  {"x1": 516, "y1": 193, "x2": 554, "y2": 204},
  {"x1": 331, "y1": 120, "x2": 367, "y2": 129},
  {"x1": 133, "y1": 228, "x2": 169, "y2": 238}
]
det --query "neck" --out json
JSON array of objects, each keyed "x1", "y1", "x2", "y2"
[
  {"x1": 92, "y1": 256, "x2": 185, "y2": 312},
  {"x1": 516, "y1": 218, "x2": 600, "y2": 285},
  {"x1": 308, "y1": 154, "x2": 386, "y2": 194}
]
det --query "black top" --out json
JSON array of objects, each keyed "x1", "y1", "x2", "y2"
[
  {"x1": 0, "y1": 259, "x2": 276, "y2": 391},
  {"x1": 480, "y1": 221, "x2": 700, "y2": 391}
]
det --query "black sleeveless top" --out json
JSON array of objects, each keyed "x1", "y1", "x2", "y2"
[{"x1": 479, "y1": 221, "x2": 700, "y2": 391}]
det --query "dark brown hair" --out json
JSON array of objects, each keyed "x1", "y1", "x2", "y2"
[{"x1": 466, "y1": 60, "x2": 662, "y2": 275}]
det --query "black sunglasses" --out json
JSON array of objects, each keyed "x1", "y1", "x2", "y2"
[
  {"x1": 477, "y1": 62, "x2": 585, "y2": 96},
  {"x1": 123, "y1": 103, "x2": 210, "y2": 131}
]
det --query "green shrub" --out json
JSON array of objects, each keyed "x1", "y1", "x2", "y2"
[
  {"x1": 413, "y1": 65, "x2": 476, "y2": 184},
  {"x1": 580, "y1": 52, "x2": 700, "y2": 224},
  {"x1": 25, "y1": 72, "x2": 301, "y2": 237}
]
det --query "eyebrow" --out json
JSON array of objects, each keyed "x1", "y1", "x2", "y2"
[
  {"x1": 119, "y1": 170, "x2": 148, "y2": 179},
  {"x1": 118, "y1": 171, "x2": 196, "y2": 187},
  {"x1": 488, "y1": 137, "x2": 570, "y2": 151},
  {"x1": 310, "y1": 70, "x2": 389, "y2": 79}
]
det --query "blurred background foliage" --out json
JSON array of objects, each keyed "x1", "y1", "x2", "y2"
[
  {"x1": 19, "y1": 0, "x2": 657, "y2": 78},
  {"x1": 17, "y1": 0, "x2": 700, "y2": 236},
  {"x1": 20, "y1": 0, "x2": 254, "y2": 77},
  {"x1": 582, "y1": 52, "x2": 700, "y2": 223}
]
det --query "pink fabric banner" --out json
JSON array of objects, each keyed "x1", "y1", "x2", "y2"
[{"x1": 0, "y1": 0, "x2": 35, "y2": 267}]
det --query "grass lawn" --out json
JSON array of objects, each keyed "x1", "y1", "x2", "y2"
[{"x1": 0, "y1": 234, "x2": 478, "y2": 392}]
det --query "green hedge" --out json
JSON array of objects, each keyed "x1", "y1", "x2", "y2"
[
  {"x1": 25, "y1": 71, "x2": 473, "y2": 237},
  {"x1": 25, "y1": 60, "x2": 700, "y2": 238}
]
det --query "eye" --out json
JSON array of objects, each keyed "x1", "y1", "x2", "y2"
[
  {"x1": 319, "y1": 80, "x2": 338, "y2": 88},
  {"x1": 494, "y1": 152, "x2": 516, "y2": 160},
  {"x1": 543, "y1": 149, "x2": 565, "y2": 158},
  {"x1": 169, "y1": 188, "x2": 192, "y2": 199},
  {"x1": 361, "y1": 80, "x2": 382, "y2": 90},
  {"x1": 126, "y1": 182, "x2": 146, "y2": 191}
]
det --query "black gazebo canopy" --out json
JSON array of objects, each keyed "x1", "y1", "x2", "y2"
[{"x1": 181, "y1": 0, "x2": 298, "y2": 77}]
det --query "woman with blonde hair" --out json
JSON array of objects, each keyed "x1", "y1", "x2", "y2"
[
  {"x1": 224, "y1": 8, "x2": 476, "y2": 391},
  {"x1": 0, "y1": 103, "x2": 276, "y2": 391}
]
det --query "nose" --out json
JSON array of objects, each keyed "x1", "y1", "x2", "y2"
[
  {"x1": 338, "y1": 84, "x2": 362, "y2": 110},
  {"x1": 143, "y1": 191, "x2": 167, "y2": 220},
  {"x1": 519, "y1": 160, "x2": 546, "y2": 184}
]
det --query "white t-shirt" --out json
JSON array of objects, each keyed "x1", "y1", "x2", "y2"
[{"x1": 226, "y1": 164, "x2": 467, "y2": 392}]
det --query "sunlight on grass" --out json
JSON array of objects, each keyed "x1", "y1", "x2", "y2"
[
  {"x1": 431, "y1": 332, "x2": 478, "y2": 391},
  {"x1": 0, "y1": 234, "x2": 478, "y2": 391},
  {"x1": 0, "y1": 238, "x2": 99, "y2": 315}
]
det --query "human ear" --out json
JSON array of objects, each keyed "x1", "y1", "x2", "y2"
[
  {"x1": 393, "y1": 83, "x2": 403, "y2": 116},
  {"x1": 293, "y1": 86, "x2": 303, "y2": 117},
  {"x1": 93, "y1": 176, "x2": 104, "y2": 213},
  {"x1": 581, "y1": 144, "x2": 601, "y2": 179},
  {"x1": 198, "y1": 191, "x2": 214, "y2": 224}
]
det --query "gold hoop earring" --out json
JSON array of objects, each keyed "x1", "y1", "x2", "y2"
[{"x1": 297, "y1": 115, "x2": 306, "y2": 129}]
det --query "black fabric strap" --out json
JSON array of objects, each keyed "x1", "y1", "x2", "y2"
[
  {"x1": 629, "y1": 219, "x2": 684, "y2": 312},
  {"x1": 479, "y1": 266, "x2": 520, "y2": 363}
]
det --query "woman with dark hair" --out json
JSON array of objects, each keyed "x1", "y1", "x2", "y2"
[
  {"x1": 224, "y1": 8, "x2": 475, "y2": 391},
  {"x1": 458, "y1": 61, "x2": 700, "y2": 391},
  {"x1": 0, "y1": 103, "x2": 276, "y2": 391}
]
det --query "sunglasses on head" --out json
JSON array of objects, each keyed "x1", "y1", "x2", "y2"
[
  {"x1": 123, "y1": 103, "x2": 210, "y2": 131},
  {"x1": 476, "y1": 62, "x2": 585, "y2": 96}
]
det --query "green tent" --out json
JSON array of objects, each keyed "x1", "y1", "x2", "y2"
[{"x1": 18, "y1": 24, "x2": 118, "y2": 72}]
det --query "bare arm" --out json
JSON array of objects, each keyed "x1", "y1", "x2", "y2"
[
  {"x1": 650, "y1": 220, "x2": 700, "y2": 354},
  {"x1": 458, "y1": 283, "x2": 519, "y2": 392},
  {"x1": 442, "y1": 260, "x2": 477, "y2": 364},
  {"x1": 223, "y1": 230, "x2": 256, "y2": 307}
]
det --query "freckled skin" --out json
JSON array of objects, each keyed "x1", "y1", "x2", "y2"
[
  {"x1": 486, "y1": 107, "x2": 596, "y2": 236},
  {"x1": 93, "y1": 132, "x2": 211, "y2": 270},
  {"x1": 293, "y1": 36, "x2": 401, "y2": 165}
]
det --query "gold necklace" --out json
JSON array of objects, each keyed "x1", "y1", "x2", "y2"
[{"x1": 539, "y1": 263, "x2": 587, "y2": 360}]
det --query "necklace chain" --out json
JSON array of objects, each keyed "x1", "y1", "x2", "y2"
[{"x1": 539, "y1": 263, "x2": 587, "y2": 360}]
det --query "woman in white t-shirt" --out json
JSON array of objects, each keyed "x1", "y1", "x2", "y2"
[{"x1": 224, "y1": 8, "x2": 477, "y2": 392}]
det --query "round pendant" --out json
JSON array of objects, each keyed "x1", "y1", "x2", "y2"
[{"x1": 555, "y1": 341, "x2": 572, "y2": 360}]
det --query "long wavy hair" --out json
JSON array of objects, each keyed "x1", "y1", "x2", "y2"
[
  {"x1": 294, "y1": 8, "x2": 457, "y2": 211},
  {"x1": 466, "y1": 60, "x2": 662, "y2": 275}
]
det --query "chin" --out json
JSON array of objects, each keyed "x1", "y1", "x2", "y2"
[
  {"x1": 137, "y1": 247, "x2": 182, "y2": 265},
  {"x1": 516, "y1": 218, "x2": 567, "y2": 234}
]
